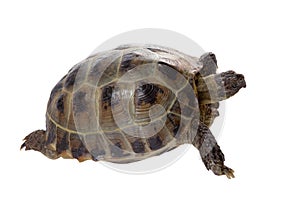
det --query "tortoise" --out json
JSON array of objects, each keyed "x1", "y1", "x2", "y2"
[{"x1": 21, "y1": 44, "x2": 246, "y2": 178}]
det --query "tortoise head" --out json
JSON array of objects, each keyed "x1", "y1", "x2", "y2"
[
  {"x1": 221, "y1": 70, "x2": 246, "y2": 98},
  {"x1": 197, "y1": 70, "x2": 246, "y2": 104}
]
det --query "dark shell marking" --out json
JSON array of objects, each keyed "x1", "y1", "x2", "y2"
[
  {"x1": 131, "y1": 140, "x2": 145, "y2": 153},
  {"x1": 148, "y1": 136, "x2": 163, "y2": 150}
]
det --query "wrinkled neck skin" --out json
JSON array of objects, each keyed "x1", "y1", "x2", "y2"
[{"x1": 197, "y1": 70, "x2": 246, "y2": 104}]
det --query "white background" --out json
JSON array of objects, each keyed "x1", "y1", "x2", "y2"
[{"x1": 1, "y1": 0, "x2": 299, "y2": 199}]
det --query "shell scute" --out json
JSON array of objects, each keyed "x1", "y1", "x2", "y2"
[{"x1": 55, "y1": 127, "x2": 69, "y2": 154}]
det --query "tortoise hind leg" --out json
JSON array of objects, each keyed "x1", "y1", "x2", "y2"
[
  {"x1": 192, "y1": 122, "x2": 234, "y2": 179},
  {"x1": 21, "y1": 130, "x2": 59, "y2": 159},
  {"x1": 21, "y1": 130, "x2": 46, "y2": 151}
]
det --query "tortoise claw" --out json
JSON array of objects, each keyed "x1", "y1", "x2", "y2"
[
  {"x1": 210, "y1": 164, "x2": 235, "y2": 179},
  {"x1": 20, "y1": 142, "x2": 26, "y2": 150},
  {"x1": 223, "y1": 167, "x2": 235, "y2": 179}
]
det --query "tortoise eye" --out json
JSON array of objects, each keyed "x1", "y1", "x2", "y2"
[{"x1": 231, "y1": 83, "x2": 237, "y2": 89}]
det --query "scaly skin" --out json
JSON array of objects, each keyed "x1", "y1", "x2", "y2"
[
  {"x1": 192, "y1": 121, "x2": 235, "y2": 179},
  {"x1": 194, "y1": 69, "x2": 245, "y2": 178}
]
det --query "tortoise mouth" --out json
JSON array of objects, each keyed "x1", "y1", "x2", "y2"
[{"x1": 237, "y1": 74, "x2": 246, "y2": 88}]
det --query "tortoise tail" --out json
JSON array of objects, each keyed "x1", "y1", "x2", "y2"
[{"x1": 20, "y1": 130, "x2": 46, "y2": 151}]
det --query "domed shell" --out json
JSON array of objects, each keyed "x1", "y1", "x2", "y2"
[{"x1": 44, "y1": 44, "x2": 214, "y2": 163}]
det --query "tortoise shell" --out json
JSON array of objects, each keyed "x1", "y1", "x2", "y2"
[{"x1": 43, "y1": 44, "x2": 216, "y2": 162}]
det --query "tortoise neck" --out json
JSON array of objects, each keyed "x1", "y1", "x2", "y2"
[
  {"x1": 196, "y1": 71, "x2": 246, "y2": 104},
  {"x1": 196, "y1": 73, "x2": 226, "y2": 104}
]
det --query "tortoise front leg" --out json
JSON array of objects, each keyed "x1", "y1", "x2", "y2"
[{"x1": 192, "y1": 122, "x2": 235, "y2": 179}]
